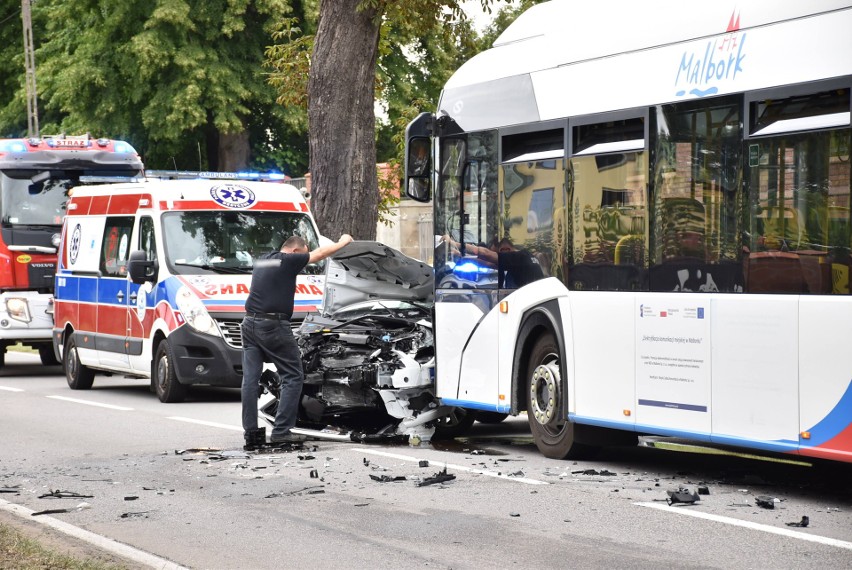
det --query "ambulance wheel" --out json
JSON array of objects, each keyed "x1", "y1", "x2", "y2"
[
  {"x1": 39, "y1": 345, "x2": 59, "y2": 366},
  {"x1": 526, "y1": 332, "x2": 596, "y2": 459},
  {"x1": 64, "y1": 334, "x2": 95, "y2": 390},
  {"x1": 154, "y1": 340, "x2": 186, "y2": 403}
]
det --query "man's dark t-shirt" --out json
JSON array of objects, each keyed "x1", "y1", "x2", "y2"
[{"x1": 244, "y1": 251, "x2": 309, "y2": 320}]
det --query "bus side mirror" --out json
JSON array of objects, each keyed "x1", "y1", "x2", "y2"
[
  {"x1": 404, "y1": 112, "x2": 434, "y2": 203},
  {"x1": 127, "y1": 250, "x2": 158, "y2": 285},
  {"x1": 405, "y1": 137, "x2": 431, "y2": 202}
]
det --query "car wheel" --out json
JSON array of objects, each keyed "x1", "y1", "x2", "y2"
[
  {"x1": 432, "y1": 407, "x2": 477, "y2": 439},
  {"x1": 39, "y1": 345, "x2": 60, "y2": 366},
  {"x1": 64, "y1": 334, "x2": 95, "y2": 390},
  {"x1": 527, "y1": 332, "x2": 596, "y2": 459},
  {"x1": 153, "y1": 340, "x2": 186, "y2": 403}
]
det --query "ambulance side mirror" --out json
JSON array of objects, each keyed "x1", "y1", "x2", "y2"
[{"x1": 127, "y1": 250, "x2": 158, "y2": 285}]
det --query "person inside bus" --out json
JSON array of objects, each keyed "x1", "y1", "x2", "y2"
[{"x1": 446, "y1": 235, "x2": 546, "y2": 288}]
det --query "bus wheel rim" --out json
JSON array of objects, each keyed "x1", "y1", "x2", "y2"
[{"x1": 530, "y1": 357, "x2": 559, "y2": 426}]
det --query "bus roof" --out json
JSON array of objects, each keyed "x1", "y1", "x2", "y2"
[{"x1": 440, "y1": 0, "x2": 852, "y2": 131}]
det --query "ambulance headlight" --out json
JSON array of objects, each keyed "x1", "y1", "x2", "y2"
[
  {"x1": 175, "y1": 286, "x2": 220, "y2": 337},
  {"x1": 6, "y1": 298, "x2": 32, "y2": 323}
]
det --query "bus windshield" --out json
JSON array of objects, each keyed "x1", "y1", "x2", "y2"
[{"x1": 161, "y1": 210, "x2": 325, "y2": 275}]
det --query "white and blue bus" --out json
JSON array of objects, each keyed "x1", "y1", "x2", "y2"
[{"x1": 404, "y1": 0, "x2": 852, "y2": 462}]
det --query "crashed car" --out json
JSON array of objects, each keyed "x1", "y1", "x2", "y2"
[{"x1": 258, "y1": 241, "x2": 474, "y2": 442}]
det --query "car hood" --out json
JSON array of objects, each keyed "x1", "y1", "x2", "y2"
[{"x1": 320, "y1": 241, "x2": 433, "y2": 315}]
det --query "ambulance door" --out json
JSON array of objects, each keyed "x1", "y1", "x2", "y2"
[
  {"x1": 127, "y1": 216, "x2": 158, "y2": 374},
  {"x1": 96, "y1": 216, "x2": 134, "y2": 370}
]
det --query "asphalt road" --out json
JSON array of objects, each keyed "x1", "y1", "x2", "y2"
[{"x1": 1, "y1": 351, "x2": 851, "y2": 569}]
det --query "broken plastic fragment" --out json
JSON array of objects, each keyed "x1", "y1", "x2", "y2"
[
  {"x1": 38, "y1": 490, "x2": 94, "y2": 499},
  {"x1": 666, "y1": 487, "x2": 699, "y2": 505},
  {"x1": 755, "y1": 495, "x2": 777, "y2": 509},
  {"x1": 31, "y1": 502, "x2": 91, "y2": 516},
  {"x1": 786, "y1": 516, "x2": 809, "y2": 528},
  {"x1": 370, "y1": 474, "x2": 407, "y2": 483},
  {"x1": 417, "y1": 467, "x2": 456, "y2": 487}
]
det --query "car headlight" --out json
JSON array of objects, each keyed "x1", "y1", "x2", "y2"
[
  {"x1": 6, "y1": 298, "x2": 32, "y2": 323},
  {"x1": 175, "y1": 286, "x2": 220, "y2": 337}
]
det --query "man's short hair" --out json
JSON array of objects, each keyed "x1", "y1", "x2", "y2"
[{"x1": 282, "y1": 235, "x2": 308, "y2": 251}]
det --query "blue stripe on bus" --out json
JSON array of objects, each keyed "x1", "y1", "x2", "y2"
[
  {"x1": 440, "y1": 398, "x2": 511, "y2": 413},
  {"x1": 569, "y1": 414, "x2": 800, "y2": 454},
  {"x1": 638, "y1": 399, "x2": 708, "y2": 413}
]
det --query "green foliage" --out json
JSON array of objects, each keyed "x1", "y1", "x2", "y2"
[{"x1": 0, "y1": 0, "x2": 308, "y2": 174}]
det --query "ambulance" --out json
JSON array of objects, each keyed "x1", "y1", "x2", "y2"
[{"x1": 52, "y1": 177, "x2": 326, "y2": 402}]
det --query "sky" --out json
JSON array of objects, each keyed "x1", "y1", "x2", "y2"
[{"x1": 461, "y1": 0, "x2": 513, "y2": 32}]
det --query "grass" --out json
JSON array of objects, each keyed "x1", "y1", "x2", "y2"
[{"x1": 0, "y1": 523, "x2": 128, "y2": 570}]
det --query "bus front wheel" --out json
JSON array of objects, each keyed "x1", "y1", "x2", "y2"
[{"x1": 526, "y1": 332, "x2": 595, "y2": 459}]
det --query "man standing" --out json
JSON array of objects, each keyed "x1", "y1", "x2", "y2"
[{"x1": 241, "y1": 233, "x2": 353, "y2": 449}]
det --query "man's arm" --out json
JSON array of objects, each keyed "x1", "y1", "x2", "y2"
[{"x1": 308, "y1": 234, "x2": 353, "y2": 264}]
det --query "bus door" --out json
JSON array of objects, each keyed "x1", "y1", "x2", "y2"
[
  {"x1": 433, "y1": 131, "x2": 503, "y2": 410},
  {"x1": 96, "y1": 216, "x2": 134, "y2": 369}
]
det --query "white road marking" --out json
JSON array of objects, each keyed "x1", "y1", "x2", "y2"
[
  {"x1": 46, "y1": 395, "x2": 133, "y2": 411},
  {"x1": 167, "y1": 416, "x2": 242, "y2": 431},
  {"x1": 0, "y1": 498, "x2": 188, "y2": 569},
  {"x1": 0, "y1": 386, "x2": 24, "y2": 392},
  {"x1": 354, "y1": 447, "x2": 548, "y2": 485},
  {"x1": 635, "y1": 502, "x2": 852, "y2": 550}
]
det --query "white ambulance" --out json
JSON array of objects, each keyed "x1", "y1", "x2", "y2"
[{"x1": 52, "y1": 176, "x2": 326, "y2": 402}]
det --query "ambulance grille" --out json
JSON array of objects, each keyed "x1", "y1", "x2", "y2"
[{"x1": 217, "y1": 319, "x2": 243, "y2": 349}]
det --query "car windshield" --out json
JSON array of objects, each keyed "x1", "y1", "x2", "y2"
[{"x1": 162, "y1": 210, "x2": 324, "y2": 275}]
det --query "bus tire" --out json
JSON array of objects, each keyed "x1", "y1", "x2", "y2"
[
  {"x1": 64, "y1": 334, "x2": 95, "y2": 390},
  {"x1": 153, "y1": 340, "x2": 186, "y2": 403},
  {"x1": 526, "y1": 332, "x2": 596, "y2": 459},
  {"x1": 39, "y1": 345, "x2": 60, "y2": 366}
]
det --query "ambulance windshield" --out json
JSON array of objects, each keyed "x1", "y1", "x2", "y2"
[{"x1": 161, "y1": 211, "x2": 324, "y2": 275}]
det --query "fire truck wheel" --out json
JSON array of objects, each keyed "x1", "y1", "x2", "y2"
[
  {"x1": 39, "y1": 345, "x2": 59, "y2": 366},
  {"x1": 154, "y1": 340, "x2": 187, "y2": 403},
  {"x1": 64, "y1": 334, "x2": 95, "y2": 390}
]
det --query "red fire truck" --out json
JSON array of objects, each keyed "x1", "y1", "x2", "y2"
[{"x1": 0, "y1": 134, "x2": 143, "y2": 368}]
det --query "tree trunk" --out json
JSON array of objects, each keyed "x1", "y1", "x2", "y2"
[
  {"x1": 218, "y1": 130, "x2": 251, "y2": 171},
  {"x1": 308, "y1": 0, "x2": 380, "y2": 241}
]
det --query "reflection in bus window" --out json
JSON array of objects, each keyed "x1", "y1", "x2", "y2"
[
  {"x1": 501, "y1": 158, "x2": 564, "y2": 285},
  {"x1": 651, "y1": 99, "x2": 743, "y2": 292},
  {"x1": 435, "y1": 132, "x2": 499, "y2": 289},
  {"x1": 745, "y1": 129, "x2": 851, "y2": 294},
  {"x1": 569, "y1": 151, "x2": 647, "y2": 291}
]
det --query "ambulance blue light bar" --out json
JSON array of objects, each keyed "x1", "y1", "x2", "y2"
[{"x1": 144, "y1": 170, "x2": 290, "y2": 182}]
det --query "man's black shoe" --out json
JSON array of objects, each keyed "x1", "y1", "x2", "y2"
[
  {"x1": 269, "y1": 431, "x2": 308, "y2": 444},
  {"x1": 243, "y1": 427, "x2": 267, "y2": 451}
]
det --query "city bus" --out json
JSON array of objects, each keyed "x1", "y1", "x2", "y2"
[
  {"x1": 0, "y1": 134, "x2": 143, "y2": 368},
  {"x1": 404, "y1": 0, "x2": 852, "y2": 463}
]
